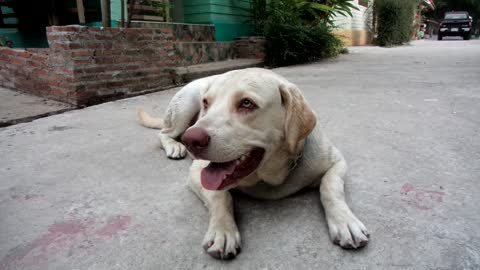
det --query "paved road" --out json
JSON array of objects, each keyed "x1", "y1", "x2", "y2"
[{"x1": 1, "y1": 39, "x2": 479, "y2": 270}]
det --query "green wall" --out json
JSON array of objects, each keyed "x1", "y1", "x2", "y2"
[
  {"x1": 183, "y1": 0, "x2": 252, "y2": 41},
  {"x1": 110, "y1": 0, "x2": 127, "y2": 25}
]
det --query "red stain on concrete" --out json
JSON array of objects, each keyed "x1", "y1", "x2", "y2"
[
  {"x1": 0, "y1": 220, "x2": 87, "y2": 269},
  {"x1": 0, "y1": 215, "x2": 132, "y2": 269},
  {"x1": 0, "y1": 234, "x2": 53, "y2": 269},
  {"x1": 401, "y1": 183, "x2": 414, "y2": 194},
  {"x1": 49, "y1": 221, "x2": 87, "y2": 235},
  {"x1": 401, "y1": 183, "x2": 446, "y2": 210},
  {"x1": 95, "y1": 215, "x2": 132, "y2": 237}
]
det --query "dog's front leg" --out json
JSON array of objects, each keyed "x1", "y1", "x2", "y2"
[
  {"x1": 320, "y1": 158, "x2": 370, "y2": 249},
  {"x1": 188, "y1": 160, "x2": 241, "y2": 260}
]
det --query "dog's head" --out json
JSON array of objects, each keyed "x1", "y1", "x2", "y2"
[{"x1": 181, "y1": 68, "x2": 316, "y2": 190}]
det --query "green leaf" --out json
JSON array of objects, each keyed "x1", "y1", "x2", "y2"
[
  {"x1": 335, "y1": 10, "x2": 348, "y2": 17},
  {"x1": 309, "y1": 3, "x2": 334, "y2": 13}
]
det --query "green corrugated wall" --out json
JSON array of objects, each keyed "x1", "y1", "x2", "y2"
[{"x1": 183, "y1": 0, "x2": 252, "y2": 41}]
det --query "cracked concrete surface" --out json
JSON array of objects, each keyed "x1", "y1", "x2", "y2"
[{"x1": 1, "y1": 39, "x2": 479, "y2": 270}]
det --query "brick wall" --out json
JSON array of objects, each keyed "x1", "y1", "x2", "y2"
[
  {"x1": 2, "y1": 25, "x2": 186, "y2": 106},
  {"x1": 0, "y1": 48, "x2": 75, "y2": 102},
  {"x1": 47, "y1": 25, "x2": 177, "y2": 105},
  {"x1": 233, "y1": 37, "x2": 266, "y2": 59}
]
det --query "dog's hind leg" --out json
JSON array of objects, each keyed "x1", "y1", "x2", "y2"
[
  {"x1": 188, "y1": 160, "x2": 241, "y2": 260},
  {"x1": 158, "y1": 76, "x2": 217, "y2": 159}
]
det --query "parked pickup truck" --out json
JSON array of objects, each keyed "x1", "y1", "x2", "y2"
[{"x1": 438, "y1": 11, "x2": 472, "y2": 40}]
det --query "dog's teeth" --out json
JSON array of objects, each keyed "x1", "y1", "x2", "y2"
[
  {"x1": 235, "y1": 160, "x2": 241, "y2": 165},
  {"x1": 239, "y1": 155, "x2": 246, "y2": 162}
]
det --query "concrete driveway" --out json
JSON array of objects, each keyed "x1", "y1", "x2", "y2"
[{"x1": 1, "y1": 39, "x2": 479, "y2": 270}]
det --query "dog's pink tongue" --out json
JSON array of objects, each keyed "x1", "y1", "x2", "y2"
[{"x1": 201, "y1": 161, "x2": 237, "y2": 190}]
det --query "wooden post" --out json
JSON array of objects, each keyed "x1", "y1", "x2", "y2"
[
  {"x1": 101, "y1": 0, "x2": 111, "y2": 27},
  {"x1": 0, "y1": 6, "x2": 4, "y2": 28},
  {"x1": 49, "y1": 0, "x2": 59, "y2": 25},
  {"x1": 164, "y1": 0, "x2": 170, "y2": 22},
  {"x1": 126, "y1": 0, "x2": 135, "y2": 28},
  {"x1": 76, "y1": 0, "x2": 86, "y2": 24},
  {"x1": 120, "y1": 0, "x2": 125, "y2": 27}
]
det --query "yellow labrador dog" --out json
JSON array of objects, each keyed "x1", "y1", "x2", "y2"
[{"x1": 138, "y1": 68, "x2": 369, "y2": 259}]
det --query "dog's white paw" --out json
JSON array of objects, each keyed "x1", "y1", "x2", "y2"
[
  {"x1": 202, "y1": 221, "x2": 241, "y2": 260},
  {"x1": 159, "y1": 134, "x2": 187, "y2": 159},
  {"x1": 164, "y1": 141, "x2": 187, "y2": 159},
  {"x1": 326, "y1": 209, "x2": 370, "y2": 249}
]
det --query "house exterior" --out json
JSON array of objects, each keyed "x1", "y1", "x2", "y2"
[
  {"x1": 333, "y1": 0, "x2": 374, "y2": 46},
  {"x1": 1, "y1": 0, "x2": 375, "y2": 48}
]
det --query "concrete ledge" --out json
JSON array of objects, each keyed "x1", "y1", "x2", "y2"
[
  {"x1": 174, "y1": 41, "x2": 234, "y2": 66},
  {"x1": 169, "y1": 58, "x2": 264, "y2": 84},
  {"x1": 0, "y1": 87, "x2": 73, "y2": 127}
]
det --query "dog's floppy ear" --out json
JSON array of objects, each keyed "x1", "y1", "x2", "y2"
[{"x1": 279, "y1": 83, "x2": 317, "y2": 155}]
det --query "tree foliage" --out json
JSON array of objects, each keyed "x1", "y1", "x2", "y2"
[
  {"x1": 374, "y1": 0, "x2": 417, "y2": 47},
  {"x1": 250, "y1": 0, "x2": 359, "y2": 29},
  {"x1": 263, "y1": 1, "x2": 343, "y2": 66},
  {"x1": 249, "y1": 0, "x2": 348, "y2": 66},
  {"x1": 246, "y1": 0, "x2": 362, "y2": 66},
  {"x1": 296, "y1": 0, "x2": 359, "y2": 26}
]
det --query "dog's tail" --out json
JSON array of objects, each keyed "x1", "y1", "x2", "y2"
[{"x1": 137, "y1": 108, "x2": 166, "y2": 129}]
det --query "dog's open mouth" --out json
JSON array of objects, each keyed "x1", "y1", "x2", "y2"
[{"x1": 201, "y1": 148, "x2": 265, "y2": 190}]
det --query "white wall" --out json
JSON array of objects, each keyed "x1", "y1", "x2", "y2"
[{"x1": 333, "y1": 0, "x2": 373, "y2": 31}]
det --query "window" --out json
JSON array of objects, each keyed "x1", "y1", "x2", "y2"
[
  {"x1": 444, "y1": 13, "x2": 468, "y2": 20},
  {"x1": 0, "y1": 2, "x2": 18, "y2": 28}
]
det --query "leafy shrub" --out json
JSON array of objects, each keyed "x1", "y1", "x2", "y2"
[
  {"x1": 374, "y1": 0, "x2": 417, "y2": 46},
  {"x1": 249, "y1": 0, "x2": 358, "y2": 30},
  {"x1": 264, "y1": 22, "x2": 343, "y2": 66},
  {"x1": 294, "y1": 0, "x2": 359, "y2": 26},
  {"x1": 261, "y1": 0, "x2": 343, "y2": 66}
]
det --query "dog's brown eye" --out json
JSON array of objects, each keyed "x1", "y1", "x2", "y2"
[
  {"x1": 203, "y1": 99, "x2": 208, "y2": 109},
  {"x1": 239, "y1": 98, "x2": 255, "y2": 109}
]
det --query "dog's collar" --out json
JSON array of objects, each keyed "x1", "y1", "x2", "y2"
[{"x1": 289, "y1": 148, "x2": 304, "y2": 172}]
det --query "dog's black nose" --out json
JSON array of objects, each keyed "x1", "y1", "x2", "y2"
[{"x1": 181, "y1": 127, "x2": 210, "y2": 156}]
